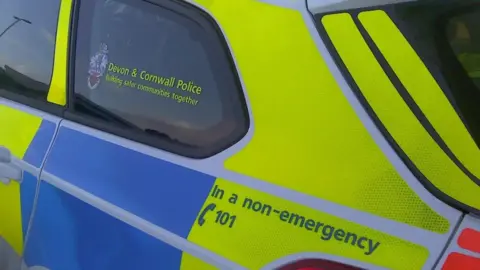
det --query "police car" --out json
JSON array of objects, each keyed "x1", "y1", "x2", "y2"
[{"x1": 0, "y1": 0, "x2": 479, "y2": 269}]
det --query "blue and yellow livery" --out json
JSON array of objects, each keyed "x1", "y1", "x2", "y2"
[{"x1": 0, "y1": 0, "x2": 479, "y2": 269}]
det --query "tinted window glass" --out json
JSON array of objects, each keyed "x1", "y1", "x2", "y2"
[
  {"x1": 376, "y1": 2, "x2": 480, "y2": 147},
  {"x1": 446, "y1": 11, "x2": 480, "y2": 90},
  {"x1": 74, "y1": 0, "x2": 248, "y2": 158},
  {"x1": 0, "y1": 0, "x2": 59, "y2": 100},
  {"x1": 438, "y1": 6, "x2": 480, "y2": 146}
]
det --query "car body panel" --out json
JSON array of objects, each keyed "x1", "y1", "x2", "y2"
[
  {"x1": 0, "y1": 99, "x2": 59, "y2": 269},
  {"x1": 23, "y1": 121, "x2": 238, "y2": 269},
  {"x1": 1, "y1": 0, "x2": 478, "y2": 269},
  {"x1": 24, "y1": 181, "x2": 186, "y2": 270}
]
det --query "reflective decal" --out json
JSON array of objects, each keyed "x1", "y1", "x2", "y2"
[
  {"x1": 442, "y1": 252, "x2": 480, "y2": 270},
  {"x1": 187, "y1": 179, "x2": 428, "y2": 269},
  {"x1": 458, "y1": 228, "x2": 480, "y2": 253},
  {"x1": 88, "y1": 43, "x2": 109, "y2": 90}
]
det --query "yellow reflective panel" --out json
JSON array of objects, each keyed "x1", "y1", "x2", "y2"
[
  {"x1": 180, "y1": 252, "x2": 218, "y2": 270},
  {"x1": 0, "y1": 182, "x2": 23, "y2": 255},
  {"x1": 187, "y1": 179, "x2": 429, "y2": 270},
  {"x1": 322, "y1": 12, "x2": 480, "y2": 209},
  {"x1": 194, "y1": 0, "x2": 448, "y2": 232},
  {"x1": 0, "y1": 105, "x2": 42, "y2": 254},
  {"x1": 47, "y1": 0, "x2": 72, "y2": 106},
  {"x1": 359, "y1": 10, "x2": 480, "y2": 183}
]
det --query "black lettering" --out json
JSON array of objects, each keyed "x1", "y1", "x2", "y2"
[
  {"x1": 345, "y1": 232, "x2": 358, "y2": 246},
  {"x1": 365, "y1": 240, "x2": 380, "y2": 255},
  {"x1": 314, "y1": 222, "x2": 324, "y2": 232},
  {"x1": 242, "y1": 198, "x2": 253, "y2": 209},
  {"x1": 243, "y1": 198, "x2": 272, "y2": 216},
  {"x1": 334, "y1": 229, "x2": 345, "y2": 241},
  {"x1": 304, "y1": 219, "x2": 316, "y2": 231},
  {"x1": 228, "y1": 194, "x2": 238, "y2": 204},
  {"x1": 279, "y1": 210, "x2": 289, "y2": 221},
  {"x1": 252, "y1": 201, "x2": 262, "y2": 212},
  {"x1": 357, "y1": 237, "x2": 367, "y2": 249},
  {"x1": 288, "y1": 213, "x2": 305, "y2": 227},
  {"x1": 321, "y1": 225, "x2": 335, "y2": 240},
  {"x1": 210, "y1": 185, "x2": 224, "y2": 199}
]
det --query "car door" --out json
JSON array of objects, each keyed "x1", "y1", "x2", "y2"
[
  {"x1": 22, "y1": 0, "x2": 248, "y2": 269},
  {"x1": 0, "y1": 102, "x2": 59, "y2": 270},
  {"x1": 0, "y1": 0, "x2": 65, "y2": 269}
]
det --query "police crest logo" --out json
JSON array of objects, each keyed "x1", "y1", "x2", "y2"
[{"x1": 87, "y1": 43, "x2": 109, "y2": 90}]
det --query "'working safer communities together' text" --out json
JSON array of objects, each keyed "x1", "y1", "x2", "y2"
[{"x1": 105, "y1": 62, "x2": 202, "y2": 106}]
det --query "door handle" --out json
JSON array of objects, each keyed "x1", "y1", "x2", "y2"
[{"x1": 0, "y1": 146, "x2": 22, "y2": 185}]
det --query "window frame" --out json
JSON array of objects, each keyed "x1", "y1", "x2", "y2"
[
  {"x1": 313, "y1": 1, "x2": 480, "y2": 214},
  {"x1": 0, "y1": 0, "x2": 66, "y2": 116},
  {"x1": 65, "y1": 0, "x2": 250, "y2": 159},
  {"x1": 383, "y1": 1, "x2": 480, "y2": 148},
  {"x1": 432, "y1": 3, "x2": 480, "y2": 146},
  {"x1": 388, "y1": 2, "x2": 480, "y2": 213}
]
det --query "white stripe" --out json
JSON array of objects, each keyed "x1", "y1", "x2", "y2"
[
  {"x1": 41, "y1": 172, "x2": 246, "y2": 270},
  {"x1": 307, "y1": 0, "x2": 416, "y2": 14},
  {"x1": 58, "y1": 121, "x2": 454, "y2": 261},
  {"x1": 13, "y1": 158, "x2": 38, "y2": 176}
]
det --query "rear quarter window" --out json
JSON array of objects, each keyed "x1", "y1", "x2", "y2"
[
  {"x1": 386, "y1": 1, "x2": 480, "y2": 147},
  {"x1": 0, "y1": 0, "x2": 60, "y2": 101},
  {"x1": 72, "y1": 0, "x2": 249, "y2": 158},
  {"x1": 445, "y1": 10, "x2": 480, "y2": 90}
]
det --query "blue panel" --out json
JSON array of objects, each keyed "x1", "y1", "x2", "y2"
[
  {"x1": 23, "y1": 120, "x2": 56, "y2": 168},
  {"x1": 21, "y1": 172, "x2": 38, "y2": 237},
  {"x1": 24, "y1": 181, "x2": 183, "y2": 270},
  {"x1": 44, "y1": 127, "x2": 215, "y2": 238}
]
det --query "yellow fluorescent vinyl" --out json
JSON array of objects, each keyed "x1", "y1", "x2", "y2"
[
  {"x1": 359, "y1": 10, "x2": 480, "y2": 182},
  {"x1": 0, "y1": 182, "x2": 22, "y2": 254},
  {"x1": 187, "y1": 179, "x2": 429, "y2": 270},
  {"x1": 321, "y1": 13, "x2": 480, "y2": 209},
  {"x1": 180, "y1": 252, "x2": 218, "y2": 270},
  {"x1": 193, "y1": 0, "x2": 448, "y2": 232},
  {"x1": 0, "y1": 105, "x2": 42, "y2": 254},
  {"x1": 47, "y1": 0, "x2": 72, "y2": 106}
]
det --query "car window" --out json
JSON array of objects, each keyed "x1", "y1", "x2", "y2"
[
  {"x1": 383, "y1": 3, "x2": 480, "y2": 146},
  {"x1": 73, "y1": 0, "x2": 248, "y2": 158},
  {"x1": 0, "y1": 0, "x2": 60, "y2": 100},
  {"x1": 446, "y1": 11, "x2": 480, "y2": 90}
]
